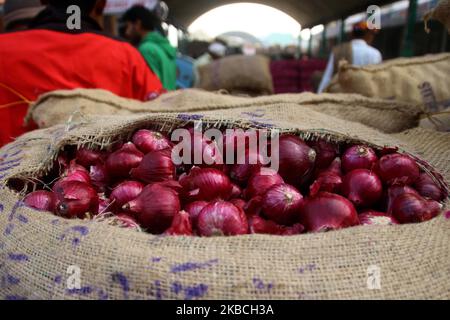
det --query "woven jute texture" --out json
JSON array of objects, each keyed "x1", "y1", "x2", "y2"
[
  {"x1": 325, "y1": 53, "x2": 450, "y2": 109},
  {"x1": 27, "y1": 88, "x2": 422, "y2": 133},
  {"x1": 424, "y1": 0, "x2": 450, "y2": 34},
  {"x1": 419, "y1": 108, "x2": 450, "y2": 132},
  {"x1": 1, "y1": 103, "x2": 449, "y2": 299},
  {"x1": 196, "y1": 55, "x2": 274, "y2": 96}
]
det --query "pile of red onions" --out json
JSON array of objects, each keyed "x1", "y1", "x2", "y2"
[{"x1": 21, "y1": 127, "x2": 446, "y2": 236}]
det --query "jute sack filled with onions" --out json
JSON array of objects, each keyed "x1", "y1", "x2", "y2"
[
  {"x1": 324, "y1": 53, "x2": 450, "y2": 109},
  {"x1": 1, "y1": 103, "x2": 449, "y2": 299},
  {"x1": 27, "y1": 88, "x2": 422, "y2": 133}
]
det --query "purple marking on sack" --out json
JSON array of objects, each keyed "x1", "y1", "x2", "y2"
[
  {"x1": 51, "y1": 219, "x2": 60, "y2": 225},
  {"x1": 151, "y1": 257, "x2": 162, "y2": 263},
  {"x1": 6, "y1": 274, "x2": 20, "y2": 285},
  {"x1": 170, "y1": 259, "x2": 219, "y2": 273},
  {"x1": 17, "y1": 214, "x2": 28, "y2": 223},
  {"x1": 184, "y1": 284, "x2": 208, "y2": 300},
  {"x1": 0, "y1": 204, "x2": 3, "y2": 212},
  {"x1": 153, "y1": 280, "x2": 163, "y2": 300},
  {"x1": 242, "y1": 111, "x2": 265, "y2": 118},
  {"x1": 59, "y1": 225, "x2": 89, "y2": 246},
  {"x1": 111, "y1": 272, "x2": 130, "y2": 299},
  {"x1": 97, "y1": 289, "x2": 108, "y2": 300},
  {"x1": 9, "y1": 200, "x2": 25, "y2": 221},
  {"x1": 8, "y1": 253, "x2": 29, "y2": 262},
  {"x1": 4, "y1": 223, "x2": 13, "y2": 235},
  {"x1": 5, "y1": 295, "x2": 27, "y2": 300},
  {"x1": 252, "y1": 278, "x2": 273, "y2": 292},
  {"x1": 0, "y1": 157, "x2": 22, "y2": 169},
  {"x1": 0, "y1": 162, "x2": 21, "y2": 173},
  {"x1": 177, "y1": 114, "x2": 204, "y2": 121},
  {"x1": 54, "y1": 275, "x2": 62, "y2": 284},
  {"x1": 66, "y1": 286, "x2": 93, "y2": 296},
  {"x1": 298, "y1": 263, "x2": 317, "y2": 274},
  {"x1": 171, "y1": 281, "x2": 183, "y2": 295},
  {"x1": 249, "y1": 120, "x2": 274, "y2": 128}
]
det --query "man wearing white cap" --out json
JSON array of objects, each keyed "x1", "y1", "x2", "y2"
[
  {"x1": 194, "y1": 39, "x2": 228, "y2": 86},
  {"x1": 2, "y1": 0, "x2": 45, "y2": 31}
]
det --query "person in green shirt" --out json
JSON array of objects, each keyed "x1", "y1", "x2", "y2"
[{"x1": 122, "y1": 5, "x2": 177, "y2": 90}]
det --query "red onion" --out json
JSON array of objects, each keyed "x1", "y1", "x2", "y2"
[
  {"x1": 229, "y1": 198, "x2": 246, "y2": 210},
  {"x1": 24, "y1": 190, "x2": 56, "y2": 212},
  {"x1": 62, "y1": 160, "x2": 91, "y2": 184},
  {"x1": 342, "y1": 145, "x2": 378, "y2": 173},
  {"x1": 89, "y1": 163, "x2": 110, "y2": 192},
  {"x1": 130, "y1": 148, "x2": 175, "y2": 183},
  {"x1": 115, "y1": 213, "x2": 141, "y2": 229},
  {"x1": 228, "y1": 148, "x2": 265, "y2": 184},
  {"x1": 52, "y1": 180, "x2": 99, "y2": 218},
  {"x1": 76, "y1": 148, "x2": 105, "y2": 167},
  {"x1": 278, "y1": 134, "x2": 316, "y2": 185},
  {"x1": 359, "y1": 211, "x2": 398, "y2": 226},
  {"x1": 179, "y1": 167, "x2": 232, "y2": 202},
  {"x1": 184, "y1": 201, "x2": 208, "y2": 226},
  {"x1": 244, "y1": 196, "x2": 263, "y2": 216},
  {"x1": 249, "y1": 215, "x2": 304, "y2": 235},
  {"x1": 164, "y1": 210, "x2": 193, "y2": 236},
  {"x1": 342, "y1": 169, "x2": 382, "y2": 207},
  {"x1": 308, "y1": 139, "x2": 338, "y2": 169},
  {"x1": 197, "y1": 201, "x2": 248, "y2": 236},
  {"x1": 132, "y1": 129, "x2": 171, "y2": 154},
  {"x1": 299, "y1": 192, "x2": 359, "y2": 232},
  {"x1": 386, "y1": 185, "x2": 420, "y2": 214},
  {"x1": 246, "y1": 167, "x2": 284, "y2": 199},
  {"x1": 391, "y1": 193, "x2": 441, "y2": 223},
  {"x1": 309, "y1": 158, "x2": 342, "y2": 197},
  {"x1": 230, "y1": 183, "x2": 243, "y2": 199},
  {"x1": 106, "y1": 143, "x2": 143, "y2": 178},
  {"x1": 377, "y1": 153, "x2": 419, "y2": 185},
  {"x1": 123, "y1": 183, "x2": 180, "y2": 233},
  {"x1": 261, "y1": 183, "x2": 303, "y2": 225},
  {"x1": 98, "y1": 196, "x2": 112, "y2": 214},
  {"x1": 186, "y1": 127, "x2": 223, "y2": 168},
  {"x1": 414, "y1": 173, "x2": 443, "y2": 201},
  {"x1": 222, "y1": 129, "x2": 258, "y2": 157},
  {"x1": 110, "y1": 181, "x2": 144, "y2": 209}
]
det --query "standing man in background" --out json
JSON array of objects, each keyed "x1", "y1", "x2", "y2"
[
  {"x1": 2, "y1": 0, "x2": 44, "y2": 31},
  {"x1": 318, "y1": 21, "x2": 382, "y2": 93},
  {"x1": 122, "y1": 5, "x2": 177, "y2": 91}
]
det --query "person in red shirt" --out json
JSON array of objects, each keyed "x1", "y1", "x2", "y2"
[{"x1": 0, "y1": 0, "x2": 164, "y2": 147}]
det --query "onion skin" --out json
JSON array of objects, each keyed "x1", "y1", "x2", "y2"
[
  {"x1": 249, "y1": 215, "x2": 304, "y2": 235},
  {"x1": 186, "y1": 127, "x2": 223, "y2": 168},
  {"x1": 342, "y1": 169, "x2": 383, "y2": 207},
  {"x1": 246, "y1": 167, "x2": 284, "y2": 199},
  {"x1": 179, "y1": 167, "x2": 232, "y2": 202},
  {"x1": 98, "y1": 196, "x2": 112, "y2": 214},
  {"x1": 197, "y1": 201, "x2": 248, "y2": 236},
  {"x1": 62, "y1": 160, "x2": 91, "y2": 184},
  {"x1": 115, "y1": 213, "x2": 141, "y2": 229},
  {"x1": 228, "y1": 148, "x2": 265, "y2": 184},
  {"x1": 24, "y1": 190, "x2": 56, "y2": 212},
  {"x1": 278, "y1": 134, "x2": 316, "y2": 186},
  {"x1": 414, "y1": 173, "x2": 443, "y2": 201},
  {"x1": 342, "y1": 145, "x2": 378, "y2": 173},
  {"x1": 123, "y1": 183, "x2": 180, "y2": 234},
  {"x1": 391, "y1": 193, "x2": 441, "y2": 224},
  {"x1": 110, "y1": 181, "x2": 144, "y2": 210},
  {"x1": 164, "y1": 210, "x2": 193, "y2": 236},
  {"x1": 386, "y1": 185, "x2": 420, "y2": 214},
  {"x1": 184, "y1": 201, "x2": 208, "y2": 226},
  {"x1": 76, "y1": 148, "x2": 105, "y2": 167},
  {"x1": 308, "y1": 139, "x2": 338, "y2": 169},
  {"x1": 229, "y1": 198, "x2": 246, "y2": 210},
  {"x1": 130, "y1": 148, "x2": 175, "y2": 184},
  {"x1": 261, "y1": 183, "x2": 303, "y2": 225},
  {"x1": 299, "y1": 192, "x2": 359, "y2": 232},
  {"x1": 89, "y1": 163, "x2": 110, "y2": 192},
  {"x1": 309, "y1": 158, "x2": 342, "y2": 197},
  {"x1": 132, "y1": 129, "x2": 171, "y2": 154},
  {"x1": 106, "y1": 143, "x2": 143, "y2": 178},
  {"x1": 52, "y1": 180, "x2": 99, "y2": 218},
  {"x1": 359, "y1": 211, "x2": 398, "y2": 226},
  {"x1": 230, "y1": 183, "x2": 243, "y2": 199},
  {"x1": 377, "y1": 153, "x2": 419, "y2": 186}
]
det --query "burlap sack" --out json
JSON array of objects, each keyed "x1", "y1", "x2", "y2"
[
  {"x1": 419, "y1": 108, "x2": 450, "y2": 132},
  {"x1": 1, "y1": 100, "x2": 449, "y2": 299},
  {"x1": 325, "y1": 53, "x2": 450, "y2": 109},
  {"x1": 27, "y1": 88, "x2": 422, "y2": 133},
  {"x1": 424, "y1": 0, "x2": 450, "y2": 34},
  {"x1": 196, "y1": 55, "x2": 274, "y2": 96}
]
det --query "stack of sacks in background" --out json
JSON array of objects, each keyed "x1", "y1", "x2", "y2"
[
  {"x1": 1, "y1": 89, "x2": 449, "y2": 299},
  {"x1": 196, "y1": 55, "x2": 274, "y2": 96}
]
